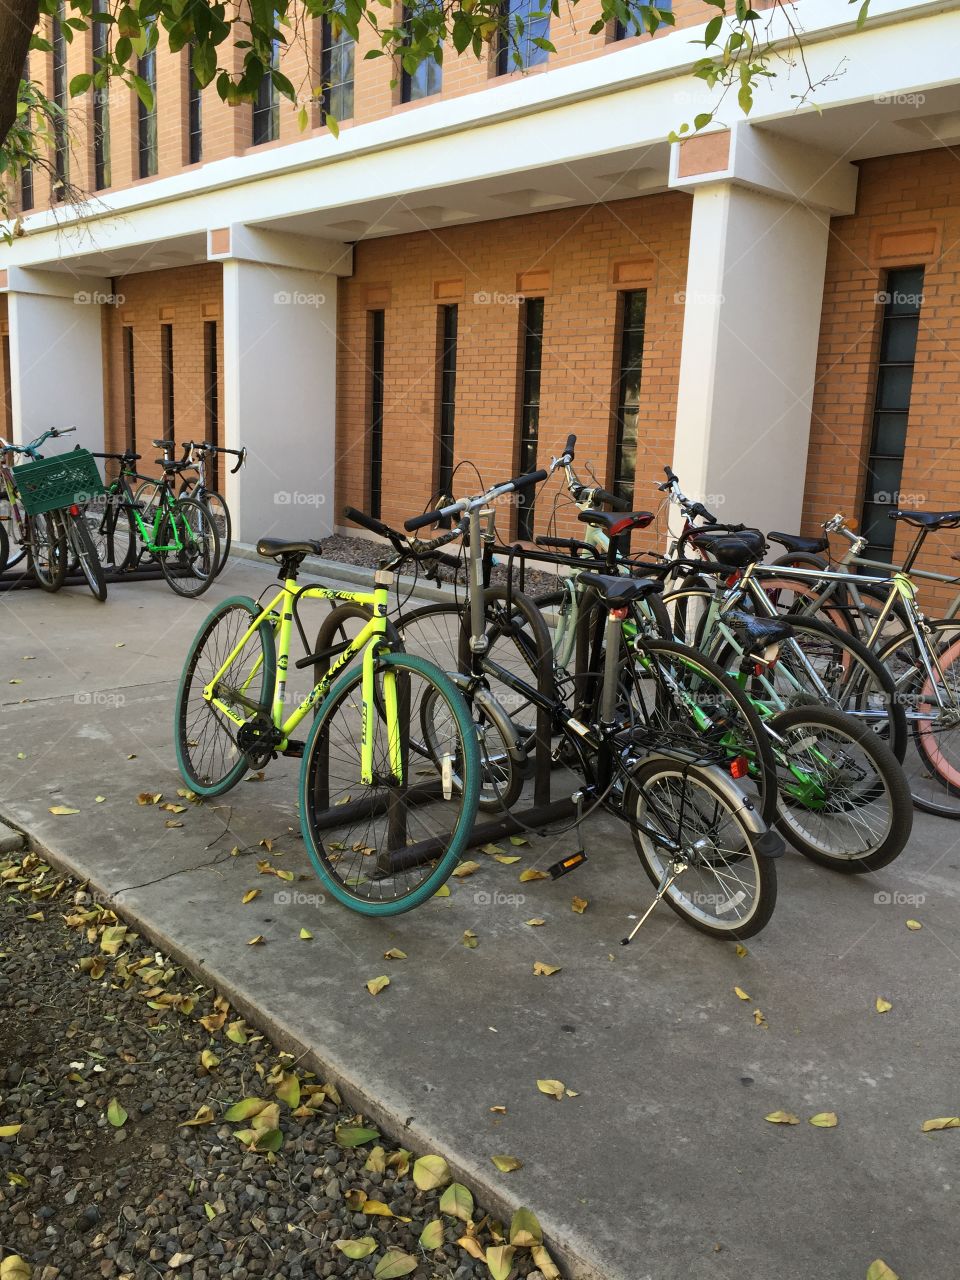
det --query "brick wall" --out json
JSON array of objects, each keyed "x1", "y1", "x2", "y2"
[
  {"x1": 17, "y1": 1, "x2": 712, "y2": 214},
  {"x1": 103, "y1": 264, "x2": 223, "y2": 482},
  {"x1": 804, "y1": 148, "x2": 960, "y2": 612},
  {"x1": 336, "y1": 191, "x2": 692, "y2": 537}
]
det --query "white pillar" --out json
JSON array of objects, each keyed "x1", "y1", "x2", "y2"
[
  {"x1": 671, "y1": 184, "x2": 830, "y2": 535},
  {"x1": 669, "y1": 124, "x2": 858, "y2": 536},
  {"x1": 222, "y1": 260, "x2": 338, "y2": 543},
  {"x1": 4, "y1": 268, "x2": 107, "y2": 453}
]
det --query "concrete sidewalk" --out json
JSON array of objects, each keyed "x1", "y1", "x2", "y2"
[{"x1": 2, "y1": 555, "x2": 960, "y2": 1280}]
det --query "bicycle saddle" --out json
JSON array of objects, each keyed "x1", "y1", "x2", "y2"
[
  {"x1": 689, "y1": 527, "x2": 766, "y2": 567},
  {"x1": 767, "y1": 530, "x2": 829, "y2": 555},
  {"x1": 889, "y1": 509, "x2": 960, "y2": 529},
  {"x1": 577, "y1": 572, "x2": 663, "y2": 605},
  {"x1": 256, "y1": 537, "x2": 323, "y2": 560},
  {"x1": 578, "y1": 510, "x2": 655, "y2": 536},
  {"x1": 726, "y1": 609, "x2": 793, "y2": 647}
]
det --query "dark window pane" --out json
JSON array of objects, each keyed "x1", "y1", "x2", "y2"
[
  {"x1": 516, "y1": 298, "x2": 544, "y2": 539},
  {"x1": 369, "y1": 311, "x2": 385, "y2": 519},
  {"x1": 612, "y1": 290, "x2": 647, "y2": 504},
  {"x1": 879, "y1": 315, "x2": 919, "y2": 364},
  {"x1": 498, "y1": 0, "x2": 550, "y2": 73},
  {"x1": 322, "y1": 20, "x2": 355, "y2": 121},
  {"x1": 872, "y1": 412, "x2": 909, "y2": 457},
  {"x1": 875, "y1": 364, "x2": 914, "y2": 412}
]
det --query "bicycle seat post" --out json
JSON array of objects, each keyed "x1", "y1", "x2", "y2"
[{"x1": 467, "y1": 505, "x2": 489, "y2": 656}]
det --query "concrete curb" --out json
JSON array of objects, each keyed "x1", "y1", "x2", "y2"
[{"x1": 9, "y1": 808, "x2": 606, "y2": 1280}]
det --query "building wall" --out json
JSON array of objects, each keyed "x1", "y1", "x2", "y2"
[
  {"x1": 102, "y1": 264, "x2": 223, "y2": 481},
  {"x1": 337, "y1": 191, "x2": 692, "y2": 536},
  {"x1": 0, "y1": 295, "x2": 10, "y2": 443},
  {"x1": 805, "y1": 148, "x2": 960, "y2": 611}
]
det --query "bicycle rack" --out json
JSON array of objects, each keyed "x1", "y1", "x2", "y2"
[{"x1": 0, "y1": 562, "x2": 180, "y2": 593}]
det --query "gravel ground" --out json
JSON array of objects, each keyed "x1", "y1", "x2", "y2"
[
  {"x1": 0, "y1": 847, "x2": 561, "y2": 1280},
  {"x1": 321, "y1": 536, "x2": 564, "y2": 600}
]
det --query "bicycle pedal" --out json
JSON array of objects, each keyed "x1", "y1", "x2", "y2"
[
  {"x1": 281, "y1": 740, "x2": 305, "y2": 758},
  {"x1": 548, "y1": 850, "x2": 587, "y2": 879}
]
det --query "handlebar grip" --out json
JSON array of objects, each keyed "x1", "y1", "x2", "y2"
[
  {"x1": 564, "y1": 433, "x2": 576, "y2": 459},
  {"x1": 536, "y1": 535, "x2": 579, "y2": 551},
  {"x1": 690, "y1": 502, "x2": 718, "y2": 525},
  {"x1": 510, "y1": 468, "x2": 548, "y2": 492},
  {"x1": 230, "y1": 448, "x2": 247, "y2": 475},
  {"x1": 57, "y1": 427, "x2": 77, "y2": 435},
  {"x1": 593, "y1": 486, "x2": 631, "y2": 512},
  {"x1": 663, "y1": 465, "x2": 677, "y2": 483},
  {"x1": 404, "y1": 506, "x2": 447, "y2": 533},
  {"x1": 345, "y1": 506, "x2": 399, "y2": 541}
]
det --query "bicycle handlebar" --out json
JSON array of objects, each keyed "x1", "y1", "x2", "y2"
[{"x1": 403, "y1": 468, "x2": 548, "y2": 532}]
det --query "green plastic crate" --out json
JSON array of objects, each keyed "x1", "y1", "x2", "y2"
[{"x1": 12, "y1": 448, "x2": 106, "y2": 516}]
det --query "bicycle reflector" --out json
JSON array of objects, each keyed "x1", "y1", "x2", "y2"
[
  {"x1": 69, "y1": 503, "x2": 80, "y2": 517},
  {"x1": 729, "y1": 755, "x2": 749, "y2": 780}
]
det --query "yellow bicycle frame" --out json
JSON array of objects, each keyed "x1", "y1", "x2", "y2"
[{"x1": 201, "y1": 569, "x2": 402, "y2": 784}]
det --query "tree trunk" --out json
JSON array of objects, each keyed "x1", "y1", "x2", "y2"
[{"x1": 0, "y1": 0, "x2": 41, "y2": 149}]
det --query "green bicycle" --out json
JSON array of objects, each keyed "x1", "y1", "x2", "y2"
[
  {"x1": 86, "y1": 447, "x2": 219, "y2": 597},
  {"x1": 174, "y1": 535, "x2": 481, "y2": 915}
]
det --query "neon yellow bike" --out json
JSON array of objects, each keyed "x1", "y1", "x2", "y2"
[{"x1": 174, "y1": 535, "x2": 480, "y2": 915}]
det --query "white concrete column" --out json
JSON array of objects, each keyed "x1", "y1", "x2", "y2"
[
  {"x1": 669, "y1": 124, "x2": 858, "y2": 536},
  {"x1": 214, "y1": 227, "x2": 352, "y2": 544},
  {"x1": 3, "y1": 268, "x2": 107, "y2": 453}
]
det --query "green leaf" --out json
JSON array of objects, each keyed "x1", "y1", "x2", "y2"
[
  {"x1": 224, "y1": 1097, "x2": 267, "y2": 1122},
  {"x1": 334, "y1": 1237, "x2": 378, "y2": 1259},
  {"x1": 276, "y1": 1073, "x2": 300, "y2": 1108},
  {"x1": 106, "y1": 1098, "x2": 127, "y2": 1128},
  {"x1": 856, "y1": 0, "x2": 871, "y2": 29},
  {"x1": 252, "y1": 1127, "x2": 283, "y2": 1151},
  {"x1": 130, "y1": 73, "x2": 154, "y2": 112},
  {"x1": 373, "y1": 1249, "x2": 418, "y2": 1278},
  {"x1": 866, "y1": 1263, "x2": 899, "y2": 1280},
  {"x1": 335, "y1": 1124, "x2": 380, "y2": 1147},
  {"x1": 413, "y1": 1153, "x2": 451, "y2": 1190},
  {"x1": 419, "y1": 1218, "x2": 444, "y2": 1249},
  {"x1": 486, "y1": 1245, "x2": 515, "y2": 1280},
  {"x1": 69, "y1": 72, "x2": 93, "y2": 96},
  {"x1": 704, "y1": 14, "x2": 722, "y2": 45},
  {"x1": 509, "y1": 1207, "x2": 542, "y2": 1247},
  {"x1": 439, "y1": 1181, "x2": 474, "y2": 1222},
  {"x1": 117, "y1": 5, "x2": 139, "y2": 38}
]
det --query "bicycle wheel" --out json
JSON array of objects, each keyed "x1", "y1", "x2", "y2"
[
  {"x1": 158, "y1": 496, "x2": 220, "y2": 598},
  {"x1": 769, "y1": 704, "x2": 912, "y2": 871},
  {"x1": 627, "y1": 757, "x2": 777, "y2": 939},
  {"x1": 85, "y1": 493, "x2": 135, "y2": 572},
  {"x1": 132, "y1": 477, "x2": 162, "y2": 527},
  {"x1": 299, "y1": 652, "x2": 480, "y2": 915},
  {"x1": 627, "y1": 638, "x2": 778, "y2": 824},
  {"x1": 392, "y1": 595, "x2": 536, "y2": 812},
  {"x1": 201, "y1": 490, "x2": 231, "y2": 574},
  {"x1": 878, "y1": 620, "x2": 960, "y2": 817},
  {"x1": 174, "y1": 596, "x2": 278, "y2": 796},
  {"x1": 0, "y1": 518, "x2": 7, "y2": 577},
  {"x1": 26, "y1": 510, "x2": 67, "y2": 591},
  {"x1": 66, "y1": 510, "x2": 107, "y2": 601}
]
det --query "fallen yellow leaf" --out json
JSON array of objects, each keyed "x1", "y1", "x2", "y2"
[
  {"x1": 764, "y1": 1110, "x2": 799, "y2": 1125},
  {"x1": 536, "y1": 1078, "x2": 565, "y2": 1100},
  {"x1": 906, "y1": 919, "x2": 922, "y2": 931},
  {"x1": 734, "y1": 986, "x2": 751, "y2": 1001},
  {"x1": 49, "y1": 805, "x2": 79, "y2": 816},
  {"x1": 533, "y1": 961, "x2": 561, "y2": 976},
  {"x1": 809, "y1": 1112, "x2": 838, "y2": 1128},
  {"x1": 921, "y1": 1117, "x2": 960, "y2": 1132},
  {"x1": 242, "y1": 889, "x2": 260, "y2": 905},
  {"x1": 366, "y1": 975, "x2": 390, "y2": 996},
  {"x1": 519, "y1": 868, "x2": 549, "y2": 882},
  {"x1": 571, "y1": 896, "x2": 588, "y2": 914},
  {"x1": 876, "y1": 997, "x2": 893, "y2": 1013},
  {"x1": 490, "y1": 1153, "x2": 523, "y2": 1172}
]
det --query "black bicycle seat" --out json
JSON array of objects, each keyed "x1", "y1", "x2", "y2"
[
  {"x1": 256, "y1": 538, "x2": 323, "y2": 561},
  {"x1": 578, "y1": 510, "x2": 655, "y2": 536},
  {"x1": 890, "y1": 509, "x2": 960, "y2": 530},
  {"x1": 578, "y1": 572, "x2": 663, "y2": 606},
  {"x1": 726, "y1": 609, "x2": 793, "y2": 647},
  {"x1": 767, "y1": 530, "x2": 829, "y2": 555},
  {"x1": 689, "y1": 528, "x2": 766, "y2": 568}
]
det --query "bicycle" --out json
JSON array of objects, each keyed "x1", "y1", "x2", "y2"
[
  {"x1": 383, "y1": 472, "x2": 784, "y2": 939},
  {"x1": 3, "y1": 428, "x2": 107, "y2": 600},
  {"x1": 1, "y1": 431, "x2": 66, "y2": 589},
  {"x1": 174, "y1": 532, "x2": 481, "y2": 915},
  {"x1": 86, "y1": 447, "x2": 219, "y2": 597},
  {"x1": 135, "y1": 439, "x2": 245, "y2": 575}
]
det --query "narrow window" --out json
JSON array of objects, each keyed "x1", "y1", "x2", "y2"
[
  {"x1": 1, "y1": 335, "x2": 13, "y2": 440},
  {"x1": 369, "y1": 310, "x2": 385, "y2": 520},
  {"x1": 122, "y1": 326, "x2": 137, "y2": 451},
  {"x1": 161, "y1": 323, "x2": 175, "y2": 441},
  {"x1": 860, "y1": 267, "x2": 925, "y2": 562},
  {"x1": 204, "y1": 320, "x2": 219, "y2": 484},
  {"x1": 20, "y1": 57, "x2": 34, "y2": 210},
  {"x1": 52, "y1": 1, "x2": 68, "y2": 198},
  {"x1": 401, "y1": 5, "x2": 442, "y2": 102},
  {"x1": 497, "y1": 0, "x2": 550, "y2": 74},
  {"x1": 612, "y1": 289, "x2": 647, "y2": 505},
  {"x1": 92, "y1": 21, "x2": 111, "y2": 188},
  {"x1": 614, "y1": 0, "x2": 672, "y2": 39},
  {"x1": 138, "y1": 31, "x2": 158, "y2": 178},
  {"x1": 321, "y1": 19, "x2": 355, "y2": 121},
  {"x1": 436, "y1": 304, "x2": 458, "y2": 509},
  {"x1": 252, "y1": 34, "x2": 280, "y2": 144},
  {"x1": 186, "y1": 50, "x2": 202, "y2": 164},
  {"x1": 516, "y1": 297, "x2": 544, "y2": 540}
]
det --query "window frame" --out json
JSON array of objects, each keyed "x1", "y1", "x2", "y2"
[
  {"x1": 610, "y1": 288, "x2": 647, "y2": 506},
  {"x1": 137, "y1": 30, "x2": 158, "y2": 179},
  {"x1": 320, "y1": 18, "x2": 355, "y2": 122},
  {"x1": 368, "y1": 310, "x2": 386, "y2": 520},
  {"x1": 161, "y1": 322, "x2": 175, "y2": 443},
  {"x1": 516, "y1": 296, "x2": 545, "y2": 541},
  {"x1": 92, "y1": 22, "x2": 111, "y2": 189},
  {"x1": 496, "y1": 0, "x2": 551, "y2": 75}
]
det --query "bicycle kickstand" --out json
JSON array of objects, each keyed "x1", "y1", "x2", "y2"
[{"x1": 622, "y1": 858, "x2": 688, "y2": 946}]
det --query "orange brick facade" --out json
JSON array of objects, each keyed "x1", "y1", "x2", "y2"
[
  {"x1": 336, "y1": 193, "x2": 692, "y2": 536},
  {"x1": 102, "y1": 264, "x2": 223, "y2": 483},
  {"x1": 804, "y1": 149, "x2": 960, "y2": 611}
]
